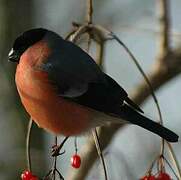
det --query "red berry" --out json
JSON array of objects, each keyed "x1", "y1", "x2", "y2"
[
  {"x1": 71, "y1": 154, "x2": 81, "y2": 168},
  {"x1": 21, "y1": 170, "x2": 33, "y2": 180},
  {"x1": 30, "y1": 176, "x2": 39, "y2": 180},
  {"x1": 140, "y1": 175, "x2": 156, "y2": 180},
  {"x1": 157, "y1": 172, "x2": 171, "y2": 180},
  {"x1": 21, "y1": 170, "x2": 38, "y2": 180}
]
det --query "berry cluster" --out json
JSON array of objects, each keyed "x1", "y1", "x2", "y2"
[
  {"x1": 21, "y1": 170, "x2": 38, "y2": 180},
  {"x1": 141, "y1": 172, "x2": 171, "y2": 180}
]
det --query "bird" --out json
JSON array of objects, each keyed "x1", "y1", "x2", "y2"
[{"x1": 8, "y1": 28, "x2": 178, "y2": 142}]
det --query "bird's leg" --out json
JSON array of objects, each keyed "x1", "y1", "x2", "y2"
[{"x1": 51, "y1": 136, "x2": 69, "y2": 157}]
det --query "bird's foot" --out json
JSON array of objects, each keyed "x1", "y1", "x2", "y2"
[
  {"x1": 51, "y1": 136, "x2": 69, "y2": 157},
  {"x1": 44, "y1": 137, "x2": 69, "y2": 180},
  {"x1": 51, "y1": 145, "x2": 65, "y2": 157}
]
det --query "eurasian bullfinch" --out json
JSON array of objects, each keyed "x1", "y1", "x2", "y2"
[{"x1": 8, "y1": 28, "x2": 178, "y2": 142}]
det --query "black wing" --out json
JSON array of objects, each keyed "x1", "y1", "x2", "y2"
[
  {"x1": 42, "y1": 38, "x2": 179, "y2": 142},
  {"x1": 42, "y1": 39, "x2": 141, "y2": 114}
]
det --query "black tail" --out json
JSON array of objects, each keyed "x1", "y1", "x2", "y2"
[
  {"x1": 114, "y1": 104, "x2": 178, "y2": 142},
  {"x1": 125, "y1": 97, "x2": 144, "y2": 113}
]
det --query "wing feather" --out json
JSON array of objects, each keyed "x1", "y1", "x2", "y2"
[{"x1": 42, "y1": 39, "x2": 142, "y2": 114}]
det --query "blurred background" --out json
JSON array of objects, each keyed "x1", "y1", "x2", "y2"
[{"x1": 0, "y1": 0, "x2": 181, "y2": 179}]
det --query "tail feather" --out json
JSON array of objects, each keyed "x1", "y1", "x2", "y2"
[
  {"x1": 114, "y1": 104, "x2": 178, "y2": 142},
  {"x1": 125, "y1": 97, "x2": 144, "y2": 113}
]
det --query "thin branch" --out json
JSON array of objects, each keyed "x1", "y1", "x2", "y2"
[
  {"x1": 53, "y1": 136, "x2": 58, "y2": 180},
  {"x1": 65, "y1": 30, "x2": 77, "y2": 41},
  {"x1": 162, "y1": 155, "x2": 179, "y2": 179},
  {"x1": 111, "y1": 33, "x2": 169, "y2": 163},
  {"x1": 52, "y1": 136, "x2": 69, "y2": 157},
  {"x1": 146, "y1": 155, "x2": 159, "y2": 174},
  {"x1": 85, "y1": 33, "x2": 92, "y2": 53},
  {"x1": 157, "y1": 0, "x2": 171, "y2": 53},
  {"x1": 92, "y1": 128, "x2": 108, "y2": 180},
  {"x1": 158, "y1": 155, "x2": 165, "y2": 172},
  {"x1": 26, "y1": 118, "x2": 33, "y2": 171},
  {"x1": 166, "y1": 141, "x2": 181, "y2": 179},
  {"x1": 44, "y1": 136, "x2": 68, "y2": 179},
  {"x1": 96, "y1": 41, "x2": 104, "y2": 69},
  {"x1": 86, "y1": 0, "x2": 93, "y2": 24},
  {"x1": 111, "y1": 33, "x2": 163, "y2": 125},
  {"x1": 69, "y1": 25, "x2": 88, "y2": 43}
]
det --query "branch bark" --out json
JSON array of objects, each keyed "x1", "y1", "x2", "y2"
[
  {"x1": 86, "y1": 0, "x2": 93, "y2": 24},
  {"x1": 157, "y1": 0, "x2": 171, "y2": 54}
]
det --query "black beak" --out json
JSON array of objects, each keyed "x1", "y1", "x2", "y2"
[{"x1": 8, "y1": 48, "x2": 20, "y2": 62}]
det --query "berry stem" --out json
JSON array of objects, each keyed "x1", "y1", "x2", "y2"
[
  {"x1": 52, "y1": 136, "x2": 58, "y2": 180},
  {"x1": 74, "y1": 137, "x2": 78, "y2": 154},
  {"x1": 162, "y1": 156, "x2": 179, "y2": 179},
  {"x1": 26, "y1": 118, "x2": 33, "y2": 171},
  {"x1": 166, "y1": 141, "x2": 181, "y2": 179}
]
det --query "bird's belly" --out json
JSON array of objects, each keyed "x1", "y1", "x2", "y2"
[
  {"x1": 19, "y1": 88, "x2": 93, "y2": 136},
  {"x1": 15, "y1": 68, "x2": 93, "y2": 136}
]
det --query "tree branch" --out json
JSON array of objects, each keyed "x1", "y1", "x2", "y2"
[
  {"x1": 86, "y1": 0, "x2": 93, "y2": 24},
  {"x1": 158, "y1": 0, "x2": 171, "y2": 54}
]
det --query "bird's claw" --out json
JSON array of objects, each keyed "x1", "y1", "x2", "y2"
[{"x1": 51, "y1": 145, "x2": 66, "y2": 157}]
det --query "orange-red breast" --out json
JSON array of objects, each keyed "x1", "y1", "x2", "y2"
[{"x1": 8, "y1": 28, "x2": 178, "y2": 142}]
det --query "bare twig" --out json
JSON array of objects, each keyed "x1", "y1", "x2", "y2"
[
  {"x1": 146, "y1": 155, "x2": 159, "y2": 174},
  {"x1": 53, "y1": 136, "x2": 58, "y2": 180},
  {"x1": 69, "y1": 25, "x2": 88, "y2": 43},
  {"x1": 111, "y1": 33, "x2": 163, "y2": 125},
  {"x1": 92, "y1": 128, "x2": 108, "y2": 180},
  {"x1": 166, "y1": 142, "x2": 181, "y2": 179},
  {"x1": 157, "y1": 0, "x2": 171, "y2": 53},
  {"x1": 52, "y1": 136, "x2": 69, "y2": 157},
  {"x1": 65, "y1": 30, "x2": 77, "y2": 41},
  {"x1": 86, "y1": 0, "x2": 93, "y2": 24},
  {"x1": 85, "y1": 33, "x2": 91, "y2": 53},
  {"x1": 111, "y1": 33, "x2": 169, "y2": 170},
  {"x1": 162, "y1": 156, "x2": 179, "y2": 179},
  {"x1": 157, "y1": 1, "x2": 181, "y2": 175},
  {"x1": 96, "y1": 41, "x2": 104, "y2": 69},
  {"x1": 44, "y1": 136, "x2": 68, "y2": 179}
]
